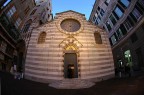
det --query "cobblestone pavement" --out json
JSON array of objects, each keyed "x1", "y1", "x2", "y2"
[{"x1": 1, "y1": 71, "x2": 144, "y2": 95}]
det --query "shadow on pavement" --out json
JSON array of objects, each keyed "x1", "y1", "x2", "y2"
[{"x1": 0, "y1": 71, "x2": 144, "y2": 95}]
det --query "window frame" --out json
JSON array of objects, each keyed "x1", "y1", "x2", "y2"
[
  {"x1": 30, "y1": 9, "x2": 37, "y2": 15},
  {"x1": 105, "y1": 20, "x2": 112, "y2": 31},
  {"x1": 95, "y1": 15, "x2": 101, "y2": 25},
  {"x1": 116, "y1": 28, "x2": 124, "y2": 40},
  {"x1": 105, "y1": 0, "x2": 111, "y2": 6},
  {"x1": 14, "y1": 18, "x2": 22, "y2": 28},
  {"x1": 100, "y1": 8, "x2": 105, "y2": 16},
  {"x1": 24, "y1": 6, "x2": 30, "y2": 15},
  {"x1": 110, "y1": 33, "x2": 118, "y2": 45},
  {"x1": 131, "y1": 7, "x2": 142, "y2": 20},
  {"x1": 123, "y1": 18, "x2": 133, "y2": 31},
  {"x1": 119, "y1": 0, "x2": 130, "y2": 8},
  {"x1": 94, "y1": 32, "x2": 102, "y2": 44},
  {"x1": 6, "y1": 6, "x2": 16, "y2": 18},
  {"x1": 37, "y1": 32, "x2": 47, "y2": 44},
  {"x1": 140, "y1": 0, "x2": 144, "y2": 7},
  {"x1": 109, "y1": 14, "x2": 117, "y2": 25},
  {"x1": 114, "y1": 5, "x2": 124, "y2": 19}
]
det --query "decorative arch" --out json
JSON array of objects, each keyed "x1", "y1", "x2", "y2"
[
  {"x1": 59, "y1": 36, "x2": 83, "y2": 51},
  {"x1": 65, "y1": 43, "x2": 78, "y2": 51},
  {"x1": 37, "y1": 32, "x2": 46, "y2": 44}
]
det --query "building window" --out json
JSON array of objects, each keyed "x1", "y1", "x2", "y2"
[
  {"x1": 103, "y1": 26, "x2": 106, "y2": 30},
  {"x1": 14, "y1": 18, "x2": 22, "y2": 28},
  {"x1": 120, "y1": 24, "x2": 127, "y2": 35},
  {"x1": 100, "y1": 8, "x2": 105, "y2": 16},
  {"x1": 105, "y1": 21, "x2": 112, "y2": 31},
  {"x1": 136, "y1": 1, "x2": 144, "y2": 13},
  {"x1": 97, "y1": 6, "x2": 100, "y2": 11},
  {"x1": 131, "y1": 8, "x2": 142, "y2": 20},
  {"x1": 95, "y1": 12, "x2": 98, "y2": 18},
  {"x1": 93, "y1": 16, "x2": 96, "y2": 22},
  {"x1": 22, "y1": 23, "x2": 31, "y2": 33},
  {"x1": 30, "y1": 9, "x2": 37, "y2": 15},
  {"x1": 114, "y1": 5, "x2": 124, "y2": 19},
  {"x1": 110, "y1": 34, "x2": 118, "y2": 45},
  {"x1": 24, "y1": 6, "x2": 30, "y2": 15},
  {"x1": 95, "y1": 16, "x2": 101, "y2": 25},
  {"x1": 6, "y1": 6, "x2": 16, "y2": 18},
  {"x1": 22, "y1": 19, "x2": 32, "y2": 33},
  {"x1": 0, "y1": 52, "x2": 4, "y2": 60},
  {"x1": 0, "y1": 41, "x2": 7, "y2": 53},
  {"x1": 94, "y1": 32, "x2": 102, "y2": 44},
  {"x1": 93, "y1": 12, "x2": 98, "y2": 22},
  {"x1": 138, "y1": 0, "x2": 144, "y2": 8},
  {"x1": 109, "y1": 14, "x2": 117, "y2": 25},
  {"x1": 119, "y1": 0, "x2": 130, "y2": 8},
  {"x1": 123, "y1": 18, "x2": 133, "y2": 31},
  {"x1": 130, "y1": 33, "x2": 138, "y2": 43},
  {"x1": 116, "y1": 28, "x2": 124, "y2": 39},
  {"x1": 95, "y1": 20, "x2": 98, "y2": 25},
  {"x1": 47, "y1": 7, "x2": 49, "y2": 10},
  {"x1": 105, "y1": 0, "x2": 111, "y2": 5},
  {"x1": 48, "y1": 14, "x2": 50, "y2": 18},
  {"x1": 6, "y1": 45, "x2": 14, "y2": 56},
  {"x1": 38, "y1": 32, "x2": 46, "y2": 44},
  {"x1": 98, "y1": 15, "x2": 101, "y2": 20}
]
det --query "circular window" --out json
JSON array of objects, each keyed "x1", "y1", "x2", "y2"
[{"x1": 60, "y1": 19, "x2": 81, "y2": 32}]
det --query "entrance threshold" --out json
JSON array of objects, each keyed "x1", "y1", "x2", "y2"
[{"x1": 49, "y1": 79, "x2": 95, "y2": 89}]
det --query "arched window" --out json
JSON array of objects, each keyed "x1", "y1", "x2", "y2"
[
  {"x1": 38, "y1": 32, "x2": 46, "y2": 44},
  {"x1": 94, "y1": 32, "x2": 102, "y2": 44}
]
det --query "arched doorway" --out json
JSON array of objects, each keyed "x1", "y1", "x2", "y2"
[
  {"x1": 64, "y1": 53, "x2": 78, "y2": 78},
  {"x1": 59, "y1": 36, "x2": 82, "y2": 78}
]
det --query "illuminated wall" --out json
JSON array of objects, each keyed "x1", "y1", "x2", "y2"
[{"x1": 24, "y1": 11, "x2": 114, "y2": 83}]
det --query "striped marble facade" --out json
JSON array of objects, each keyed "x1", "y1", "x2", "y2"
[{"x1": 24, "y1": 11, "x2": 114, "y2": 83}]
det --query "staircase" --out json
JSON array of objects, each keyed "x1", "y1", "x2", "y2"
[{"x1": 49, "y1": 79, "x2": 95, "y2": 89}]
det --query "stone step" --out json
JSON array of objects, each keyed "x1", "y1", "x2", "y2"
[{"x1": 49, "y1": 79, "x2": 95, "y2": 89}]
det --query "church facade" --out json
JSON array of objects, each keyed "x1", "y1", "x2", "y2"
[{"x1": 24, "y1": 11, "x2": 114, "y2": 83}]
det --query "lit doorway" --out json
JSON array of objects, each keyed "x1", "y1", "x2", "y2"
[
  {"x1": 124, "y1": 50, "x2": 132, "y2": 66},
  {"x1": 64, "y1": 53, "x2": 78, "y2": 78}
]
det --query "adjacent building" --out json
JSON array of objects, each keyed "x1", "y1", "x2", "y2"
[
  {"x1": 21, "y1": 0, "x2": 52, "y2": 47},
  {"x1": 89, "y1": 0, "x2": 144, "y2": 70},
  {"x1": 24, "y1": 10, "x2": 114, "y2": 83},
  {"x1": 1, "y1": 0, "x2": 35, "y2": 30},
  {"x1": 0, "y1": 0, "x2": 35, "y2": 72}
]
